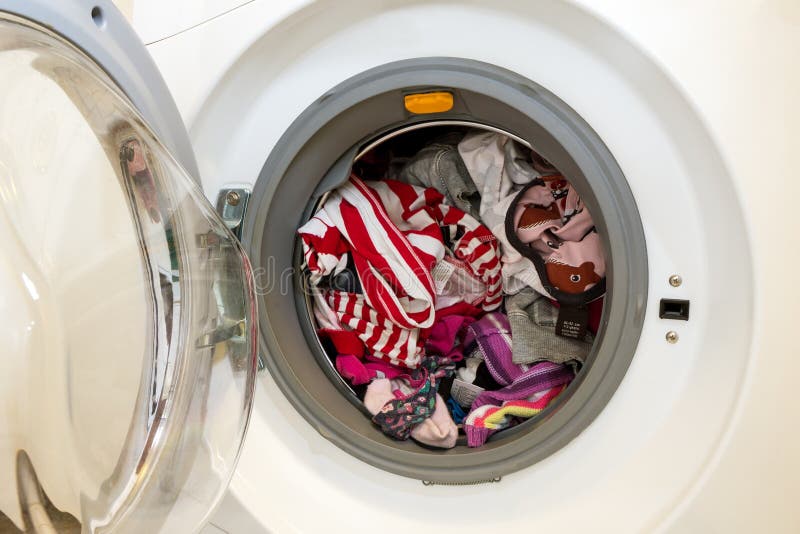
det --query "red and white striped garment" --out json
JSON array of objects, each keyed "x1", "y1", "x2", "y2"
[
  {"x1": 327, "y1": 290, "x2": 423, "y2": 366},
  {"x1": 299, "y1": 176, "x2": 502, "y2": 368}
]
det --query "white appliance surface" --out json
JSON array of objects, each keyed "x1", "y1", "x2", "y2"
[{"x1": 127, "y1": 0, "x2": 251, "y2": 45}]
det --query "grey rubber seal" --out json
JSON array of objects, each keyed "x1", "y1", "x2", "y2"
[
  {"x1": 0, "y1": 0, "x2": 199, "y2": 179},
  {"x1": 242, "y1": 58, "x2": 647, "y2": 482}
]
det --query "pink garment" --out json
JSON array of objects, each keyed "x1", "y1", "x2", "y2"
[
  {"x1": 364, "y1": 379, "x2": 457, "y2": 449},
  {"x1": 513, "y1": 177, "x2": 605, "y2": 295},
  {"x1": 425, "y1": 314, "x2": 475, "y2": 362},
  {"x1": 335, "y1": 354, "x2": 405, "y2": 386}
]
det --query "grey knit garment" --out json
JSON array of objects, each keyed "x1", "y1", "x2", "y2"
[
  {"x1": 399, "y1": 132, "x2": 481, "y2": 219},
  {"x1": 506, "y1": 288, "x2": 593, "y2": 368}
]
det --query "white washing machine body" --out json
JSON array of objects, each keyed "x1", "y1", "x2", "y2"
[
  {"x1": 0, "y1": 1, "x2": 797, "y2": 532},
  {"x1": 135, "y1": 1, "x2": 800, "y2": 532}
]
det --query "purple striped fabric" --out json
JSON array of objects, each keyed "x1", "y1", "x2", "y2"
[
  {"x1": 463, "y1": 312, "x2": 518, "y2": 385},
  {"x1": 471, "y1": 362, "x2": 574, "y2": 410},
  {"x1": 463, "y1": 311, "x2": 575, "y2": 411}
]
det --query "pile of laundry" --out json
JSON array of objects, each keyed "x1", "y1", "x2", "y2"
[{"x1": 298, "y1": 130, "x2": 605, "y2": 448}]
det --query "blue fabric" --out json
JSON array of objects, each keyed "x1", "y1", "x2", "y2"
[{"x1": 446, "y1": 397, "x2": 467, "y2": 424}]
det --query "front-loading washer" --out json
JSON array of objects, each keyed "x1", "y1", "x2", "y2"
[{"x1": 0, "y1": 1, "x2": 798, "y2": 533}]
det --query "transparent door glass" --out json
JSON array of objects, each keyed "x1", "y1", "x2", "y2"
[{"x1": 0, "y1": 14, "x2": 256, "y2": 533}]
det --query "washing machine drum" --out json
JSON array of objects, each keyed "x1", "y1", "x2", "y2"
[{"x1": 240, "y1": 58, "x2": 648, "y2": 483}]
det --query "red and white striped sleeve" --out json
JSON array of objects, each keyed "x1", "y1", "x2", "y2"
[
  {"x1": 297, "y1": 206, "x2": 350, "y2": 286},
  {"x1": 435, "y1": 204, "x2": 504, "y2": 311}
]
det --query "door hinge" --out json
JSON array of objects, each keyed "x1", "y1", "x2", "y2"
[{"x1": 215, "y1": 187, "x2": 251, "y2": 239}]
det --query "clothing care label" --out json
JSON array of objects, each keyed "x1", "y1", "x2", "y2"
[
  {"x1": 451, "y1": 378, "x2": 485, "y2": 408},
  {"x1": 555, "y1": 305, "x2": 589, "y2": 340}
]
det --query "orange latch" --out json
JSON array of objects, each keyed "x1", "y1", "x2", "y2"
[{"x1": 404, "y1": 91, "x2": 454, "y2": 114}]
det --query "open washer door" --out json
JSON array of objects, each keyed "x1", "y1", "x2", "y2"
[{"x1": 0, "y1": 1, "x2": 258, "y2": 532}]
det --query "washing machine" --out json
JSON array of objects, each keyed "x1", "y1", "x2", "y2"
[{"x1": 0, "y1": 0, "x2": 798, "y2": 532}]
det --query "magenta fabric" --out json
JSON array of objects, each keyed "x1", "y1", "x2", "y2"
[
  {"x1": 335, "y1": 354, "x2": 407, "y2": 386},
  {"x1": 425, "y1": 314, "x2": 476, "y2": 362},
  {"x1": 335, "y1": 355, "x2": 371, "y2": 385}
]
